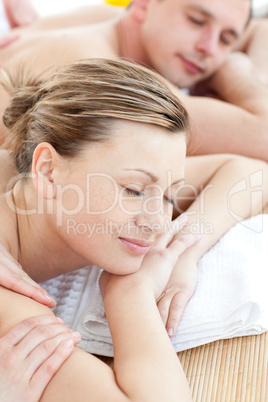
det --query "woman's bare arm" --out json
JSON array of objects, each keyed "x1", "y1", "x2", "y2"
[
  {"x1": 158, "y1": 154, "x2": 268, "y2": 336},
  {"x1": 0, "y1": 223, "x2": 196, "y2": 401}
]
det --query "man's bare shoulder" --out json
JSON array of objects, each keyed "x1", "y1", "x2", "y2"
[
  {"x1": 27, "y1": 4, "x2": 123, "y2": 32},
  {"x1": 0, "y1": 23, "x2": 118, "y2": 76}
]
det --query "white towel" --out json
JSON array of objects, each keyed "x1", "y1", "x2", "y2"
[{"x1": 41, "y1": 214, "x2": 268, "y2": 357}]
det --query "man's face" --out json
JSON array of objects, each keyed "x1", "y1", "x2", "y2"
[{"x1": 139, "y1": 0, "x2": 251, "y2": 88}]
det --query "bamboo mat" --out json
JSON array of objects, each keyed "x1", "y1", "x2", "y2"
[
  {"x1": 181, "y1": 208, "x2": 268, "y2": 401},
  {"x1": 97, "y1": 333, "x2": 268, "y2": 402},
  {"x1": 97, "y1": 208, "x2": 268, "y2": 401},
  {"x1": 178, "y1": 333, "x2": 268, "y2": 402}
]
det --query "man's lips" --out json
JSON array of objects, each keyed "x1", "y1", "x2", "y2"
[
  {"x1": 179, "y1": 56, "x2": 204, "y2": 74},
  {"x1": 118, "y1": 237, "x2": 153, "y2": 255}
]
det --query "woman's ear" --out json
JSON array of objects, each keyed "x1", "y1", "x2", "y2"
[
  {"x1": 32, "y1": 143, "x2": 57, "y2": 200},
  {"x1": 131, "y1": 0, "x2": 150, "y2": 22}
]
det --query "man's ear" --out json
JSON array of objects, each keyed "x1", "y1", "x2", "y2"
[
  {"x1": 131, "y1": 0, "x2": 150, "y2": 22},
  {"x1": 32, "y1": 143, "x2": 57, "y2": 200}
]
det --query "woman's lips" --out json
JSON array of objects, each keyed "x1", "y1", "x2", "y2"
[
  {"x1": 179, "y1": 56, "x2": 203, "y2": 74},
  {"x1": 118, "y1": 237, "x2": 153, "y2": 255}
]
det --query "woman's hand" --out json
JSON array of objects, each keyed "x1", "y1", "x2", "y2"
[
  {"x1": 157, "y1": 255, "x2": 198, "y2": 338},
  {"x1": 0, "y1": 242, "x2": 56, "y2": 307},
  {"x1": 135, "y1": 218, "x2": 199, "y2": 301},
  {"x1": 0, "y1": 315, "x2": 81, "y2": 402},
  {"x1": 100, "y1": 215, "x2": 200, "y2": 302}
]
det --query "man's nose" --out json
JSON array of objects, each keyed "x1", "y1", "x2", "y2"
[{"x1": 195, "y1": 29, "x2": 219, "y2": 57}]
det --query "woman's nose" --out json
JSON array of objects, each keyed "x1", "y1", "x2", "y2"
[{"x1": 135, "y1": 210, "x2": 166, "y2": 235}]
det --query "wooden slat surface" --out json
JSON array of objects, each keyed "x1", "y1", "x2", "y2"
[
  {"x1": 179, "y1": 333, "x2": 268, "y2": 402},
  {"x1": 97, "y1": 333, "x2": 268, "y2": 401}
]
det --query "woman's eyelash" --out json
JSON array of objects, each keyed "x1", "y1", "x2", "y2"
[
  {"x1": 125, "y1": 187, "x2": 144, "y2": 196},
  {"x1": 124, "y1": 188, "x2": 175, "y2": 205},
  {"x1": 164, "y1": 196, "x2": 175, "y2": 206}
]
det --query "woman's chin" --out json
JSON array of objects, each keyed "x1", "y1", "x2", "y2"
[{"x1": 102, "y1": 259, "x2": 143, "y2": 276}]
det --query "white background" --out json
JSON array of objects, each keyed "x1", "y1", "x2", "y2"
[
  {"x1": 31, "y1": 0, "x2": 268, "y2": 17},
  {"x1": 32, "y1": 0, "x2": 103, "y2": 17}
]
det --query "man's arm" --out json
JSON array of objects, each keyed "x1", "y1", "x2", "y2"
[
  {"x1": 176, "y1": 54, "x2": 268, "y2": 161},
  {"x1": 234, "y1": 18, "x2": 268, "y2": 86}
]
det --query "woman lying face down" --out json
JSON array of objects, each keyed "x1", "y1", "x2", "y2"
[{"x1": 0, "y1": 58, "x2": 196, "y2": 401}]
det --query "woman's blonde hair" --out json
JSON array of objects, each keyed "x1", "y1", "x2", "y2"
[{"x1": 1, "y1": 58, "x2": 189, "y2": 174}]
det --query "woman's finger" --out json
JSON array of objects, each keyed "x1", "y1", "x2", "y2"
[
  {"x1": 0, "y1": 315, "x2": 62, "y2": 353},
  {"x1": 157, "y1": 294, "x2": 170, "y2": 327},
  {"x1": 165, "y1": 292, "x2": 192, "y2": 338},
  {"x1": 29, "y1": 339, "x2": 75, "y2": 399},
  {"x1": 0, "y1": 315, "x2": 79, "y2": 402},
  {"x1": 0, "y1": 263, "x2": 56, "y2": 307},
  {"x1": 167, "y1": 234, "x2": 201, "y2": 260},
  {"x1": 14, "y1": 322, "x2": 80, "y2": 360},
  {"x1": 154, "y1": 214, "x2": 188, "y2": 249},
  {"x1": 0, "y1": 242, "x2": 55, "y2": 306},
  {"x1": 25, "y1": 331, "x2": 79, "y2": 376}
]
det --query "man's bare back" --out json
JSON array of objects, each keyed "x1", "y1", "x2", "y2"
[{"x1": 0, "y1": 22, "x2": 118, "y2": 75}]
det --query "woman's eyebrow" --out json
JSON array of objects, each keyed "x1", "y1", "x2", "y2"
[
  {"x1": 124, "y1": 168, "x2": 158, "y2": 182},
  {"x1": 171, "y1": 178, "x2": 185, "y2": 186},
  {"x1": 124, "y1": 169, "x2": 184, "y2": 186}
]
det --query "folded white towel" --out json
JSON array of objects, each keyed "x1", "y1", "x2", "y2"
[{"x1": 41, "y1": 214, "x2": 268, "y2": 357}]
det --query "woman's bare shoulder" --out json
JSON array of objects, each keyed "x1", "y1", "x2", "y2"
[
  {"x1": 0, "y1": 286, "x2": 52, "y2": 335},
  {"x1": 0, "y1": 286, "x2": 124, "y2": 402}
]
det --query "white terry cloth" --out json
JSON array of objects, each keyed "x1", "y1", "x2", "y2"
[{"x1": 40, "y1": 214, "x2": 268, "y2": 357}]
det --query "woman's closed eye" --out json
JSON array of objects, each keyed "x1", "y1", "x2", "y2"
[
  {"x1": 124, "y1": 187, "x2": 175, "y2": 206},
  {"x1": 124, "y1": 187, "x2": 144, "y2": 197},
  {"x1": 164, "y1": 195, "x2": 175, "y2": 206}
]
